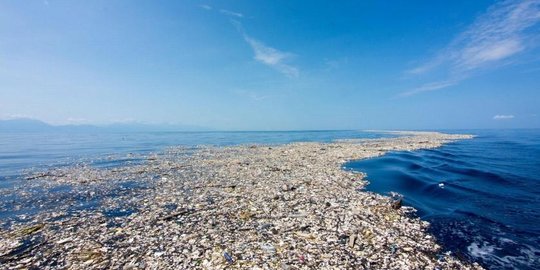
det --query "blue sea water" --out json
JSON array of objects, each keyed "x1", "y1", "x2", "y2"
[
  {"x1": 345, "y1": 129, "x2": 540, "y2": 269},
  {"x1": 0, "y1": 130, "x2": 390, "y2": 226},
  {"x1": 1, "y1": 129, "x2": 539, "y2": 269},
  {"x1": 0, "y1": 130, "x2": 389, "y2": 186}
]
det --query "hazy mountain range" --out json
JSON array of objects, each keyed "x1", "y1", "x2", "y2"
[{"x1": 0, "y1": 118, "x2": 211, "y2": 132}]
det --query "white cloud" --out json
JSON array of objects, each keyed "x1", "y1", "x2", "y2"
[
  {"x1": 459, "y1": 38, "x2": 524, "y2": 69},
  {"x1": 440, "y1": 0, "x2": 539, "y2": 71},
  {"x1": 244, "y1": 37, "x2": 299, "y2": 77},
  {"x1": 493, "y1": 114, "x2": 515, "y2": 120},
  {"x1": 220, "y1": 9, "x2": 243, "y2": 18},
  {"x1": 231, "y1": 20, "x2": 299, "y2": 78},
  {"x1": 404, "y1": 0, "x2": 540, "y2": 96}
]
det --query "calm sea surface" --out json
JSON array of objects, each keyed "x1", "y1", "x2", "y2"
[
  {"x1": 345, "y1": 129, "x2": 540, "y2": 269},
  {"x1": 1, "y1": 129, "x2": 539, "y2": 269},
  {"x1": 0, "y1": 130, "x2": 389, "y2": 187}
]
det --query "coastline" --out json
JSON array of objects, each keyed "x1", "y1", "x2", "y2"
[{"x1": 0, "y1": 132, "x2": 482, "y2": 269}]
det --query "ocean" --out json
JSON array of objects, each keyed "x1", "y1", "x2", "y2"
[
  {"x1": 1, "y1": 129, "x2": 539, "y2": 269},
  {"x1": 345, "y1": 129, "x2": 540, "y2": 269}
]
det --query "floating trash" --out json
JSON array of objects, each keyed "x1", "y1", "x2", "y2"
[
  {"x1": 223, "y1": 251, "x2": 234, "y2": 264},
  {"x1": 0, "y1": 132, "x2": 481, "y2": 269}
]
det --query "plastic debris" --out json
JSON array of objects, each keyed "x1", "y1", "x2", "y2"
[
  {"x1": 0, "y1": 132, "x2": 482, "y2": 269},
  {"x1": 260, "y1": 243, "x2": 276, "y2": 255},
  {"x1": 223, "y1": 251, "x2": 233, "y2": 264}
]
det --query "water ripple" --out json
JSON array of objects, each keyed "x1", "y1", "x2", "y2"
[{"x1": 345, "y1": 129, "x2": 540, "y2": 269}]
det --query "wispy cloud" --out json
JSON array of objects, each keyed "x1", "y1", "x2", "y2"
[
  {"x1": 232, "y1": 21, "x2": 299, "y2": 78},
  {"x1": 199, "y1": 4, "x2": 212, "y2": 10},
  {"x1": 208, "y1": 9, "x2": 299, "y2": 77},
  {"x1": 404, "y1": 0, "x2": 540, "y2": 96},
  {"x1": 220, "y1": 9, "x2": 243, "y2": 18},
  {"x1": 398, "y1": 80, "x2": 458, "y2": 97},
  {"x1": 493, "y1": 114, "x2": 515, "y2": 120},
  {"x1": 244, "y1": 37, "x2": 299, "y2": 77}
]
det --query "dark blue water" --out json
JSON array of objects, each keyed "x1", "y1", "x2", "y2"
[{"x1": 345, "y1": 129, "x2": 540, "y2": 270}]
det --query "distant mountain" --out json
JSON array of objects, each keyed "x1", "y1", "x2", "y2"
[
  {"x1": 0, "y1": 118, "x2": 56, "y2": 132},
  {"x1": 0, "y1": 118, "x2": 212, "y2": 132}
]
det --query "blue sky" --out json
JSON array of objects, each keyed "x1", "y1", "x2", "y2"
[{"x1": 1, "y1": 0, "x2": 539, "y2": 130}]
